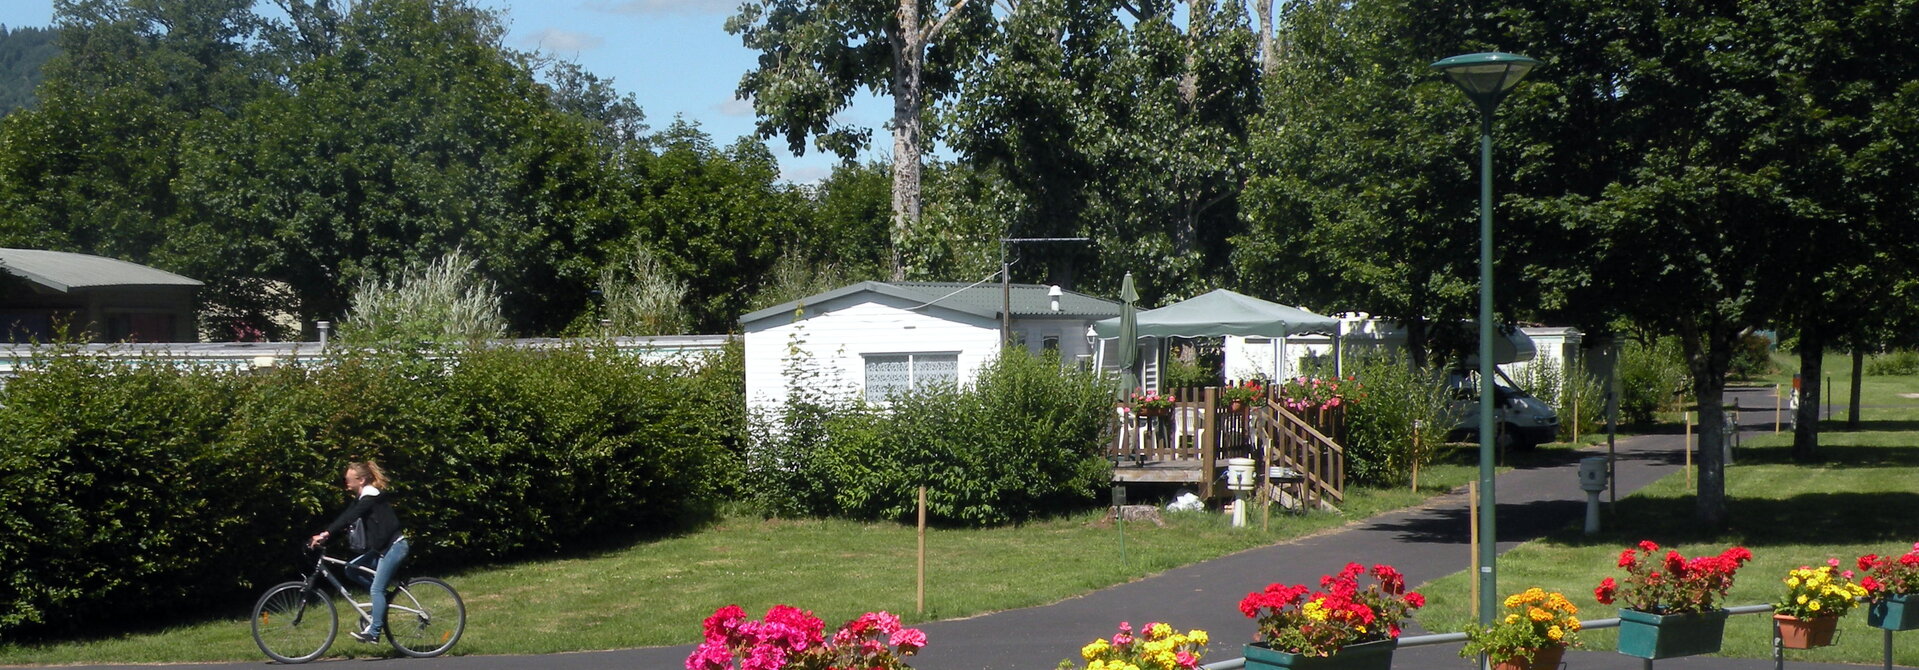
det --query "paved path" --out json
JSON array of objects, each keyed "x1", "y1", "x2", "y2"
[{"x1": 38, "y1": 388, "x2": 1893, "y2": 669}]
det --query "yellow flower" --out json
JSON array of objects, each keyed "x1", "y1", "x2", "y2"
[
  {"x1": 1504, "y1": 594, "x2": 1523, "y2": 608},
  {"x1": 1190, "y1": 630, "x2": 1209, "y2": 645},
  {"x1": 1787, "y1": 577, "x2": 1801, "y2": 588},
  {"x1": 1566, "y1": 617, "x2": 1583, "y2": 632},
  {"x1": 1088, "y1": 661, "x2": 1106, "y2": 670},
  {"x1": 1505, "y1": 614, "x2": 1521, "y2": 625},
  {"x1": 1083, "y1": 639, "x2": 1110, "y2": 660},
  {"x1": 1809, "y1": 600, "x2": 1822, "y2": 612},
  {"x1": 1548, "y1": 626, "x2": 1564, "y2": 641},
  {"x1": 1798, "y1": 595, "x2": 1809, "y2": 605},
  {"x1": 1529, "y1": 607, "x2": 1552, "y2": 622},
  {"x1": 1149, "y1": 623, "x2": 1172, "y2": 639}
]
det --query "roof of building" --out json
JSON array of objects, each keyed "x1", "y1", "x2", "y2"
[
  {"x1": 740, "y1": 281, "x2": 1122, "y2": 325},
  {"x1": 0, "y1": 248, "x2": 203, "y2": 292}
]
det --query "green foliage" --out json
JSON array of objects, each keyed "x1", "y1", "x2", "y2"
[
  {"x1": 1729, "y1": 333, "x2": 1775, "y2": 380},
  {"x1": 1511, "y1": 356, "x2": 1605, "y2": 440},
  {"x1": 0, "y1": 341, "x2": 736, "y2": 639},
  {"x1": 1865, "y1": 350, "x2": 1919, "y2": 377},
  {"x1": 751, "y1": 349, "x2": 1113, "y2": 526},
  {"x1": 1340, "y1": 354, "x2": 1451, "y2": 486},
  {"x1": 1618, "y1": 337, "x2": 1691, "y2": 426},
  {"x1": 1160, "y1": 355, "x2": 1214, "y2": 389},
  {"x1": 337, "y1": 249, "x2": 508, "y2": 344},
  {"x1": 598, "y1": 243, "x2": 690, "y2": 336}
]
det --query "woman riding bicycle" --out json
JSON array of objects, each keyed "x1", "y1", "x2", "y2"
[{"x1": 308, "y1": 460, "x2": 409, "y2": 643}]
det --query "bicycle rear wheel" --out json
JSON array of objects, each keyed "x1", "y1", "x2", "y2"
[
  {"x1": 386, "y1": 577, "x2": 465, "y2": 658},
  {"x1": 251, "y1": 582, "x2": 337, "y2": 664}
]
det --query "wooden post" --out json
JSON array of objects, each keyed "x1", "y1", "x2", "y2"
[
  {"x1": 1410, "y1": 421, "x2": 1421, "y2": 493},
  {"x1": 1201, "y1": 387, "x2": 1218, "y2": 499},
  {"x1": 916, "y1": 486, "x2": 926, "y2": 614},
  {"x1": 1774, "y1": 384, "x2": 1782, "y2": 433},
  {"x1": 1572, "y1": 393, "x2": 1580, "y2": 443},
  {"x1": 1684, "y1": 411, "x2": 1693, "y2": 490},
  {"x1": 1469, "y1": 480, "x2": 1480, "y2": 618}
]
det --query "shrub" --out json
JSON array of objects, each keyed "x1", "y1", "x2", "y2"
[
  {"x1": 1618, "y1": 336, "x2": 1690, "y2": 426},
  {"x1": 1729, "y1": 333, "x2": 1776, "y2": 379},
  {"x1": 338, "y1": 249, "x2": 508, "y2": 344},
  {"x1": 1866, "y1": 350, "x2": 1919, "y2": 376},
  {"x1": 1510, "y1": 356, "x2": 1605, "y2": 441},
  {"x1": 1340, "y1": 354, "x2": 1451, "y2": 487},
  {"x1": 749, "y1": 349, "x2": 1113, "y2": 526},
  {"x1": 0, "y1": 341, "x2": 736, "y2": 639}
]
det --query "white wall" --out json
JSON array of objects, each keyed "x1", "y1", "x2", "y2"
[{"x1": 743, "y1": 294, "x2": 1002, "y2": 416}]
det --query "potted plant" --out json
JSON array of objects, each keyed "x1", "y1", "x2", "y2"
[
  {"x1": 1238, "y1": 562, "x2": 1425, "y2": 670},
  {"x1": 686, "y1": 604, "x2": 927, "y2": 670},
  {"x1": 1219, "y1": 381, "x2": 1266, "y2": 413},
  {"x1": 1057, "y1": 621, "x2": 1209, "y2": 670},
  {"x1": 1858, "y1": 542, "x2": 1919, "y2": 631},
  {"x1": 1773, "y1": 561, "x2": 1869, "y2": 648},
  {"x1": 1459, "y1": 587, "x2": 1583, "y2": 670},
  {"x1": 1594, "y1": 541, "x2": 1753, "y2": 660},
  {"x1": 1131, "y1": 390, "x2": 1176, "y2": 418}
]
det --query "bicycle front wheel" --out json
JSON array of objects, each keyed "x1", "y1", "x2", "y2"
[
  {"x1": 386, "y1": 577, "x2": 465, "y2": 658},
  {"x1": 251, "y1": 581, "x2": 337, "y2": 664}
]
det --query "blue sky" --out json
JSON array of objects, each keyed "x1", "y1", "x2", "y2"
[{"x1": 0, "y1": 0, "x2": 888, "y2": 183}]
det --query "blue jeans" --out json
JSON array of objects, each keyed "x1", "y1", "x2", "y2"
[{"x1": 344, "y1": 536, "x2": 410, "y2": 633}]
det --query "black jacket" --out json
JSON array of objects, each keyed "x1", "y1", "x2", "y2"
[{"x1": 324, "y1": 487, "x2": 404, "y2": 554}]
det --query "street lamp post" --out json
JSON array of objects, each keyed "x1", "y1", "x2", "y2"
[{"x1": 1430, "y1": 51, "x2": 1539, "y2": 629}]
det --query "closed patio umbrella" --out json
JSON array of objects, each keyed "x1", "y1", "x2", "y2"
[{"x1": 1115, "y1": 272, "x2": 1138, "y2": 398}]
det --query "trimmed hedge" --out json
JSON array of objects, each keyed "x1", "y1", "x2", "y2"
[
  {"x1": 749, "y1": 350, "x2": 1113, "y2": 526},
  {"x1": 0, "y1": 340, "x2": 741, "y2": 638}
]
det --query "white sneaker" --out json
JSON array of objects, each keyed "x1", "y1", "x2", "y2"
[{"x1": 350, "y1": 626, "x2": 381, "y2": 643}]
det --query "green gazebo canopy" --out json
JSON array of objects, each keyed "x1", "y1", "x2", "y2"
[{"x1": 1091, "y1": 289, "x2": 1339, "y2": 339}]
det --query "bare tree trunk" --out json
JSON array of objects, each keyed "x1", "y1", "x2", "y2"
[
  {"x1": 1255, "y1": 0, "x2": 1277, "y2": 74},
  {"x1": 888, "y1": 0, "x2": 926, "y2": 282},
  {"x1": 1793, "y1": 330, "x2": 1823, "y2": 461}
]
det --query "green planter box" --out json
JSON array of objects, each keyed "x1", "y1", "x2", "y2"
[
  {"x1": 1244, "y1": 638, "x2": 1397, "y2": 670},
  {"x1": 1869, "y1": 593, "x2": 1919, "y2": 631},
  {"x1": 1615, "y1": 608, "x2": 1729, "y2": 660}
]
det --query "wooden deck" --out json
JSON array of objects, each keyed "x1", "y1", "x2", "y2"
[{"x1": 1108, "y1": 386, "x2": 1347, "y2": 509}]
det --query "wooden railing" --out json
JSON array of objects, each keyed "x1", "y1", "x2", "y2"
[{"x1": 1109, "y1": 386, "x2": 1346, "y2": 505}]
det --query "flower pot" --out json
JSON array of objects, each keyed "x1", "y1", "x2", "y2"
[
  {"x1": 1615, "y1": 608, "x2": 1729, "y2": 660},
  {"x1": 1774, "y1": 613, "x2": 1839, "y2": 649},
  {"x1": 1243, "y1": 639, "x2": 1396, "y2": 670},
  {"x1": 1491, "y1": 644, "x2": 1565, "y2": 670},
  {"x1": 1869, "y1": 593, "x2": 1919, "y2": 631}
]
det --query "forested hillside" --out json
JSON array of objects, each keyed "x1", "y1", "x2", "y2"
[{"x1": 0, "y1": 25, "x2": 55, "y2": 115}]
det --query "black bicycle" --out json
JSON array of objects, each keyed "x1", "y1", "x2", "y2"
[{"x1": 250, "y1": 549, "x2": 466, "y2": 663}]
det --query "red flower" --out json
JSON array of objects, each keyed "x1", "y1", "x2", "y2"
[
  {"x1": 1405, "y1": 592, "x2": 1426, "y2": 608},
  {"x1": 1595, "y1": 577, "x2": 1617, "y2": 604},
  {"x1": 1618, "y1": 549, "x2": 1638, "y2": 568},
  {"x1": 1638, "y1": 540, "x2": 1660, "y2": 553}
]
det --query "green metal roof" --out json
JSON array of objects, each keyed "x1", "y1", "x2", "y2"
[
  {"x1": 740, "y1": 281, "x2": 1121, "y2": 325},
  {"x1": 0, "y1": 248, "x2": 202, "y2": 292}
]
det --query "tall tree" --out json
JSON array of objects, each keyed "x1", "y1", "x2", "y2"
[
  {"x1": 1232, "y1": 0, "x2": 1482, "y2": 366},
  {"x1": 945, "y1": 0, "x2": 1261, "y2": 301},
  {"x1": 727, "y1": 0, "x2": 994, "y2": 280}
]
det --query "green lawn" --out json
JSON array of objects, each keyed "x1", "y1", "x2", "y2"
[
  {"x1": 0, "y1": 459, "x2": 1485, "y2": 665},
  {"x1": 1415, "y1": 359, "x2": 1919, "y2": 665}
]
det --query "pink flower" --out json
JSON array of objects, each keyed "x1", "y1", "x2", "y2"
[
  {"x1": 1176, "y1": 651, "x2": 1198, "y2": 668},
  {"x1": 685, "y1": 640, "x2": 733, "y2": 670},
  {"x1": 889, "y1": 627, "x2": 926, "y2": 653}
]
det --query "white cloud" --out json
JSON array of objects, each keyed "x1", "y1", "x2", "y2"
[
  {"x1": 780, "y1": 164, "x2": 832, "y2": 185},
  {"x1": 715, "y1": 96, "x2": 754, "y2": 117},
  {"x1": 521, "y1": 28, "x2": 605, "y2": 53},
  {"x1": 585, "y1": 0, "x2": 737, "y2": 17}
]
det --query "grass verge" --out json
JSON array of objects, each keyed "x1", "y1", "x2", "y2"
[
  {"x1": 1414, "y1": 367, "x2": 1919, "y2": 666},
  {"x1": 1, "y1": 458, "x2": 1487, "y2": 665}
]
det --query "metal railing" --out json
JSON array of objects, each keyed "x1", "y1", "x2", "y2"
[{"x1": 1201, "y1": 603, "x2": 1902, "y2": 670}]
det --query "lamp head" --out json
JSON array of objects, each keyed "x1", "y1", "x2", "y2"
[{"x1": 1430, "y1": 52, "x2": 1540, "y2": 111}]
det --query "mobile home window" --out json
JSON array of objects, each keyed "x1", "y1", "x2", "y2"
[{"x1": 863, "y1": 352, "x2": 960, "y2": 401}]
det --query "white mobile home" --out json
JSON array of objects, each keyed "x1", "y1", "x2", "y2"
[{"x1": 739, "y1": 282, "x2": 1120, "y2": 414}]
